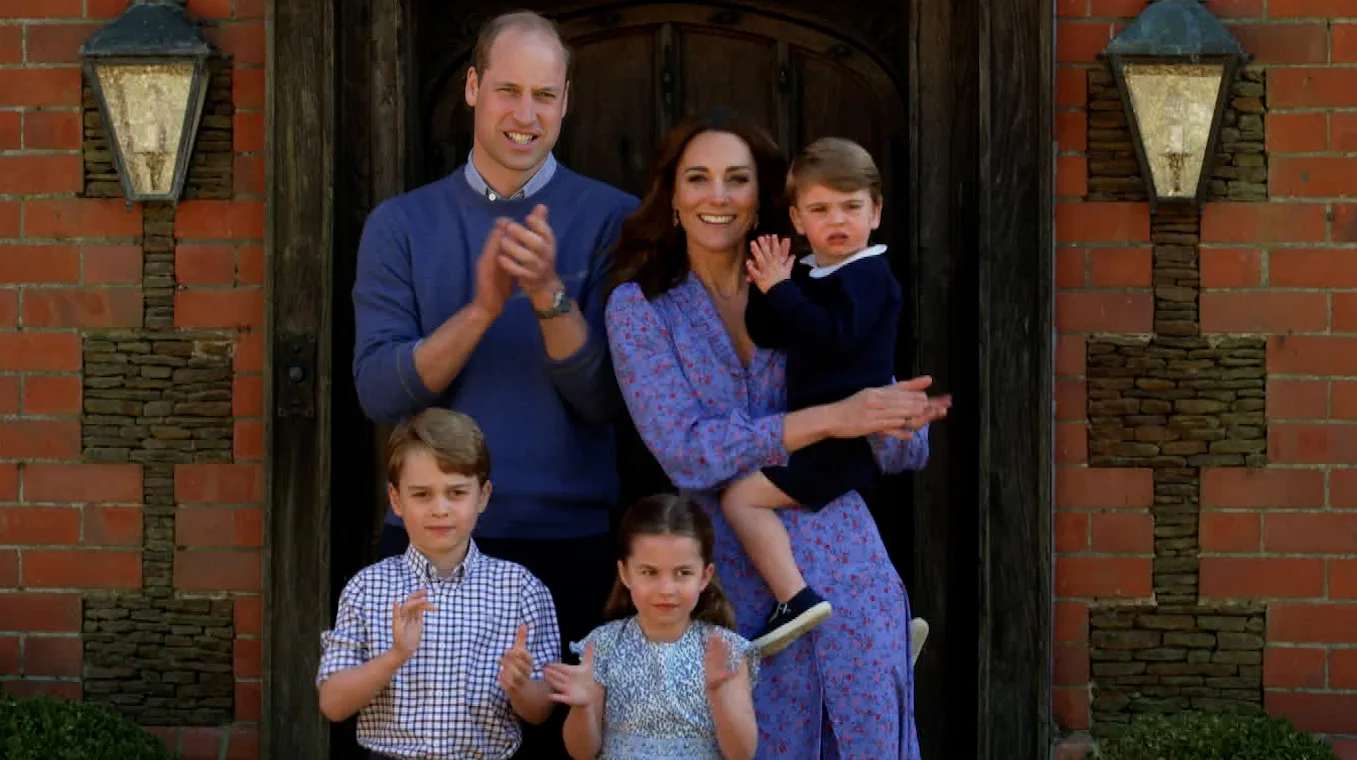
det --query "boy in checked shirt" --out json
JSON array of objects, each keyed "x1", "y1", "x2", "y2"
[{"x1": 316, "y1": 409, "x2": 559, "y2": 759}]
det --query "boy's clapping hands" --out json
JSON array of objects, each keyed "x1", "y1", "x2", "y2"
[
  {"x1": 497, "y1": 621, "x2": 555, "y2": 724},
  {"x1": 498, "y1": 623, "x2": 534, "y2": 695}
]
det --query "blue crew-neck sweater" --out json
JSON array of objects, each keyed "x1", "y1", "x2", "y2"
[{"x1": 351, "y1": 165, "x2": 639, "y2": 539}]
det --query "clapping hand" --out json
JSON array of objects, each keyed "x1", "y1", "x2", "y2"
[
  {"x1": 498, "y1": 623, "x2": 535, "y2": 696},
  {"x1": 704, "y1": 631, "x2": 739, "y2": 693},
  {"x1": 886, "y1": 385, "x2": 953, "y2": 440},
  {"x1": 392, "y1": 590, "x2": 436, "y2": 661},
  {"x1": 746, "y1": 234, "x2": 794, "y2": 294},
  {"x1": 544, "y1": 642, "x2": 597, "y2": 707},
  {"x1": 498, "y1": 204, "x2": 561, "y2": 297},
  {"x1": 473, "y1": 224, "x2": 514, "y2": 319}
]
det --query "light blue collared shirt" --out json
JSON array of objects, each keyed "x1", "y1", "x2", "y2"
[{"x1": 464, "y1": 150, "x2": 558, "y2": 201}]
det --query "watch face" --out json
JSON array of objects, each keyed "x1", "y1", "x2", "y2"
[{"x1": 536, "y1": 289, "x2": 570, "y2": 317}]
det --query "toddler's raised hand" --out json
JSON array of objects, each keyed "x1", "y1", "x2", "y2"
[
  {"x1": 544, "y1": 641, "x2": 598, "y2": 707},
  {"x1": 746, "y1": 234, "x2": 794, "y2": 293},
  {"x1": 498, "y1": 623, "x2": 534, "y2": 696}
]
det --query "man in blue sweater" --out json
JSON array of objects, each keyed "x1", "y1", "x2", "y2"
[{"x1": 350, "y1": 11, "x2": 636, "y2": 759}]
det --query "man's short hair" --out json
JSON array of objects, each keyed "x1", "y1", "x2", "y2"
[
  {"x1": 471, "y1": 10, "x2": 573, "y2": 82},
  {"x1": 786, "y1": 137, "x2": 883, "y2": 205},
  {"x1": 386, "y1": 409, "x2": 491, "y2": 487}
]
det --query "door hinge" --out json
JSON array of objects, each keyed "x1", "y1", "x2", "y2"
[{"x1": 277, "y1": 333, "x2": 317, "y2": 418}]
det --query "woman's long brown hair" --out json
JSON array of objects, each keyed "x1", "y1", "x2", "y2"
[
  {"x1": 603, "y1": 493, "x2": 737, "y2": 630},
  {"x1": 608, "y1": 107, "x2": 792, "y2": 299}
]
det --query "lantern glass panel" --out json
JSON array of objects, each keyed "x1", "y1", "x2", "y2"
[
  {"x1": 92, "y1": 60, "x2": 197, "y2": 198},
  {"x1": 1121, "y1": 61, "x2": 1225, "y2": 200}
]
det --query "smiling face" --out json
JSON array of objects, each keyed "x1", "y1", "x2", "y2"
[
  {"x1": 464, "y1": 26, "x2": 569, "y2": 195},
  {"x1": 790, "y1": 183, "x2": 882, "y2": 263},
  {"x1": 389, "y1": 447, "x2": 491, "y2": 568},
  {"x1": 672, "y1": 130, "x2": 760, "y2": 262},
  {"x1": 618, "y1": 533, "x2": 715, "y2": 639}
]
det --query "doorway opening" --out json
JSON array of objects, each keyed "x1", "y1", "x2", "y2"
[{"x1": 325, "y1": 2, "x2": 980, "y2": 758}]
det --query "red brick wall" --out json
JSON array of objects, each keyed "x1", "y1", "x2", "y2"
[
  {"x1": 1057, "y1": 1, "x2": 1357, "y2": 758},
  {"x1": 0, "y1": 1, "x2": 264, "y2": 757}
]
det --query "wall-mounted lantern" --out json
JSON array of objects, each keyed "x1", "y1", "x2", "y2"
[
  {"x1": 78, "y1": 0, "x2": 217, "y2": 208},
  {"x1": 1101, "y1": 0, "x2": 1250, "y2": 209}
]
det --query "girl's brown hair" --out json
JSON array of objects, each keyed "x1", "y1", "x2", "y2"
[
  {"x1": 603, "y1": 493, "x2": 736, "y2": 630},
  {"x1": 608, "y1": 107, "x2": 792, "y2": 299}
]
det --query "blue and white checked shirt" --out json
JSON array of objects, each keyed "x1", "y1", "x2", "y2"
[{"x1": 317, "y1": 541, "x2": 561, "y2": 760}]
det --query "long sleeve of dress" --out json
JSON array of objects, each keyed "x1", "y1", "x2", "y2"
[
  {"x1": 871, "y1": 424, "x2": 931, "y2": 473},
  {"x1": 605, "y1": 284, "x2": 789, "y2": 491}
]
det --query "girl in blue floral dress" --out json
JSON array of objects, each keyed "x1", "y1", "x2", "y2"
[{"x1": 544, "y1": 493, "x2": 761, "y2": 760}]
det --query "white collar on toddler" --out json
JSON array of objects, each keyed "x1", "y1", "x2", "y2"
[{"x1": 797, "y1": 244, "x2": 888, "y2": 279}]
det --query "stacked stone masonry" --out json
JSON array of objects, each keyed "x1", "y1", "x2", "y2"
[
  {"x1": 1090, "y1": 602, "x2": 1266, "y2": 737},
  {"x1": 143, "y1": 203, "x2": 176, "y2": 330},
  {"x1": 80, "y1": 331, "x2": 237, "y2": 724},
  {"x1": 83, "y1": 63, "x2": 235, "y2": 202},
  {"x1": 1084, "y1": 207, "x2": 1268, "y2": 736},
  {"x1": 73, "y1": 49, "x2": 247, "y2": 722},
  {"x1": 82, "y1": 595, "x2": 237, "y2": 726},
  {"x1": 1087, "y1": 65, "x2": 1266, "y2": 202}
]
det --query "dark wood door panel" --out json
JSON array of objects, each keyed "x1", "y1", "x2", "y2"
[
  {"x1": 557, "y1": 29, "x2": 659, "y2": 197},
  {"x1": 676, "y1": 28, "x2": 780, "y2": 129}
]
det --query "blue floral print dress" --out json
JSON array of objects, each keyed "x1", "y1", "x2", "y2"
[{"x1": 571, "y1": 617, "x2": 760, "y2": 760}]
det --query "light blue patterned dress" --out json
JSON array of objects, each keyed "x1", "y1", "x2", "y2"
[{"x1": 569, "y1": 616, "x2": 761, "y2": 760}]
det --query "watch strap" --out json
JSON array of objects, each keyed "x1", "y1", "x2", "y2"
[{"x1": 533, "y1": 289, "x2": 573, "y2": 319}]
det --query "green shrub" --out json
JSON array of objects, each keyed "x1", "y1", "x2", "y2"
[
  {"x1": 1099, "y1": 712, "x2": 1339, "y2": 760},
  {"x1": 0, "y1": 693, "x2": 172, "y2": 760}
]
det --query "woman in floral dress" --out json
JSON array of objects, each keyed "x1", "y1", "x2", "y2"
[{"x1": 603, "y1": 108, "x2": 948, "y2": 760}]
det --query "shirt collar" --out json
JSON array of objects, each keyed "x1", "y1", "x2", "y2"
[
  {"x1": 403, "y1": 540, "x2": 481, "y2": 584},
  {"x1": 464, "y1": 150, "x2": 558, "y2": 201},
  {"x1": 798, "y1": 243, "x2": 888, "y2": 279}
]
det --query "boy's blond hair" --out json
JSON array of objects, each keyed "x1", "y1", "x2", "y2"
[
  {"x1": 385, "y1": 409, "x2": 490, "y2": 487},
  {"x1": 785, "y1": 137, "x2": 883, "y2": 205}
]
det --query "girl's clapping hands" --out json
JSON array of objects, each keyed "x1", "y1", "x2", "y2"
[{"x1": 544, "y1": 641, "x2": 599, "y2": 707}]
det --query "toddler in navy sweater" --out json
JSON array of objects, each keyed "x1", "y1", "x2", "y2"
[{"x1": 723, "y1": 138, "x2": 909, "y2": 656}]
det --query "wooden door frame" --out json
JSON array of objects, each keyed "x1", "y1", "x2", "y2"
[{"x1": 263, "y1": 0, "x2": 1054, "y2": 757}]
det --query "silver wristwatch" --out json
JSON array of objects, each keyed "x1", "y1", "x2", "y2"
[{"x1": 533, "y1": 289, "x2": 573, "y2": 319}]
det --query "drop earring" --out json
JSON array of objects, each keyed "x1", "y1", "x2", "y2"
[
  {"x1": 754, "y1": 213, "x2": 760, "y2": 229},
  {"x1": 673, "y1": 209, "x2": 679, "y2": 226}
]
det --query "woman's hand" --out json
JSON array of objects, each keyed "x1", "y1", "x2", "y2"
[
  {"x1": 885, "y1": 393, "x2": 953, "y2": 439},
  {"x1": 830, "y1": 376, "x2": 947, "y2": 439},
  {"x1": 544, "y1": 642, "x2": 598, "y2": 707}
]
